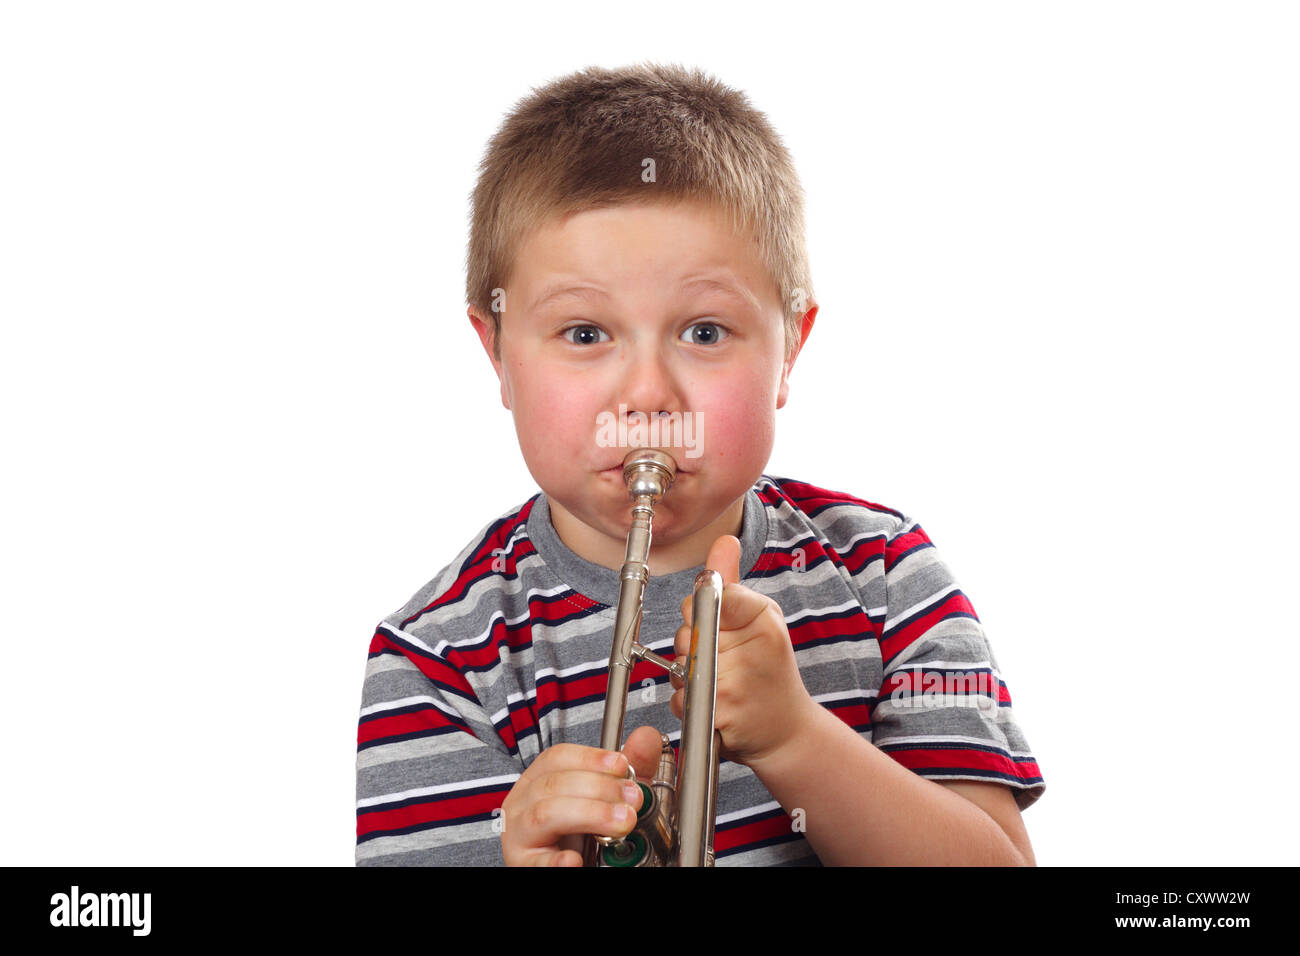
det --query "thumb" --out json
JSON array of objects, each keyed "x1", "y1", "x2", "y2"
[
  {"x1": 621, "y1": 725, "x2": 667, "y2": 782},
  {"x1": 704, "y1": 533, "x2": 771, "y2": 632},
  {"x1": 705, "y1": 534, "x2": 742, "y2": 587}
]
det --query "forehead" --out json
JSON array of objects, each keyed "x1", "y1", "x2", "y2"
[{"x1": 511, "y1": 199, "x2": 779, "y2": 311}]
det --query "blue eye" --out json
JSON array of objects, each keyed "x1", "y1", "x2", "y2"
[
  {"x1": 563, "y1": 325, "x2": 609, "y2": 345},
  {"x1": 681, "y1": 322, "x2": 728, "y2": 345}
]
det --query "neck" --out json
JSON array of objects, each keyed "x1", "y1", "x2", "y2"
[{"x1": 550, "y1": 495, "x2": 745, "y2": 575}]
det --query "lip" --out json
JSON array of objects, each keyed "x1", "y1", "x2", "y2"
[{"x1": 600, "y1": 464, "x2": 691, "y2": 476}]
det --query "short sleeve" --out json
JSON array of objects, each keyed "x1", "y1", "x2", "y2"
[
  {"x1": 355, "y1": 622, "x2": 523, "y2": 865},
  {"x1": 868, "y1": 520, "x2": 1045, "y2": 810}
]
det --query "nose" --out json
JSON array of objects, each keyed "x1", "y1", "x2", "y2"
[{"x1": 620, "y1": 342, "x2": 683, "y2": 421}]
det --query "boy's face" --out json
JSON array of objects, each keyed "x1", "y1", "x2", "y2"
[{"x1": 470, "y1": 198, "x2": 813, "y2": 567}]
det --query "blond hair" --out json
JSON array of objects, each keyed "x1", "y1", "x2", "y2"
[{"x1": 466, "y1": 62, "x2": 814, "y2": 361}]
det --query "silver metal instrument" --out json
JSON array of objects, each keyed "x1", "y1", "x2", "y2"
[{"x1": 587, "y1": 448, "x2": 724, "y2": 867}]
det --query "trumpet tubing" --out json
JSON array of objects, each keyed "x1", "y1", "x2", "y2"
[{"x1": 588, "y1": 449, "x2": 723, "y2": 867}]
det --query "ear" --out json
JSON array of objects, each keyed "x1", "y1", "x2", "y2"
[
  {"x1": 468, "y1": 306, "x2": 511, "y2": 411},
  {"x1": 777, "y1": 305, "x2": 817, "y2": 409}
]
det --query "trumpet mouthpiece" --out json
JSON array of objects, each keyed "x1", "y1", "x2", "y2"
[{"x1": 622, "y1": 449, "x2": 677, "y2": 502}]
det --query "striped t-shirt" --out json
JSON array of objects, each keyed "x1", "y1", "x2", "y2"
[{"x1": 355, "y1": 475, "x2": 1045, "y2": 865}]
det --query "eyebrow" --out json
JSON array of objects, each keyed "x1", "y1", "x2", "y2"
[
  {"x1": 529, "y1": 284, "x2": 607, "y2": 312},
  {"x1": 528, "y1": 273, "x2": 757, "y2": 312},
  {"x1": 679, "y1": 275, "x2": 757, "y2": 307}
]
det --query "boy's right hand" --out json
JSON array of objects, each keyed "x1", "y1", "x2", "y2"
[{"x1": 500, "y1": 725, "x2": 664, "y2": 866}]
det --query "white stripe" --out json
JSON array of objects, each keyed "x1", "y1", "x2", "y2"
[
  {"x1": 522, "y1": 582, "x2": 575, "y2": 600},
  {"x1": 532, "y1": 629, "x2": 674, "y2": 682},
  {"x1": 870, "y1": 732, "x2": 1034, "y2": 757},
  {"x1": 784, "y1": 598, "x2": 862, "y2": 626},
  {"x1": 840, "y1": 529, "x2": 888, "y2": 551},
  {"x1": 798, "y1": 497, "x2": 906, "y2": 528},
  {"x1": 884, "y1": 659, "x2": 996, "y2": 673},
  {"x1": 883, "y1": 583, "x2": 961, "y2": 633},
  {"x1": 770, "y1": 519, "x2": 889, "y2": 556},
  {"x1": 495, "y1": 647, "x2": 680, "y2": 720},
  {"x1": 895, "y1": 518, "x2": 920, "y2": 536},
  {"x1": 495, "y1": 688, "x2": 538, "y2": 723},
  {"x1": 883, "y1": 615, "x2": 985, "y2": 672},
  {"x1": 767, "y1": 529, "x2": 818, "y2": 550},
  {"x1": 357, "y1": 772, "x2": 521, "y2": 809},
  {"x1": 536, "y1": 657, "x2": 612, "y2": 681},
  {"x1": 811, "y1": 689, "x2": 874, "y2": 706},
  {"x1": 432, "y1": 583, "x2": 576, "y2": 656},
  {"x1": 716, "y1": 800, "x2": 782, "y2": 826},
  {"x1": 359, "y1": 694, "x2": 460, "y2": 720},
  {"x1": 378, "y1": 622, "x2": 438, "y2": 657},
  {"x1": 499, "y1": 526, "x2": 529, "y2": 556}
]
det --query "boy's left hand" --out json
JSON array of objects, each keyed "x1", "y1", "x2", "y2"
[{"x1": 671, "y1": 535, "x2": 820, "y2": 767}]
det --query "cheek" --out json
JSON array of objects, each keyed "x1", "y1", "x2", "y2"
[
  {"x1": 511, "y1": 369, "x2": 605, "y2": 457},
  {"x1": 693, "y1": 377, "x2": 778, "y2": 467}
]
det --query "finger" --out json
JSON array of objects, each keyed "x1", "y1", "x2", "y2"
[
  {"x1": 716, "y1": 581, "x2": 775, "y2": 633},
  {"x1": 528, "y1": 847, "x2": 585, "y2": 867},
  {"x1": 683, "y1": 582, "x2": 772, "y2": 647},
  {"x1": 522, "y1": 795, "x2": 638, "y2": 847},
  {"x1": 536, "y1": 768, "x2": 644, "y2": 807},
  {"x1": 533, "y1": 741, "x2": 632, "y2": 779},
  {"x1": 673, "y1": 622, "x2": 691, "y2": 660},
  {"x1": 706, "y1": 535, "x2": 742, "y2": 586},
  {"x1": 680, "y1": 535, "x2": 741, "y2": 624},
  {"x1": 681, "y1": 538, "x2": 743, "y2": 629},
  {"x1": 622, "y1": 725, "x2": 666, "y2": 782}
]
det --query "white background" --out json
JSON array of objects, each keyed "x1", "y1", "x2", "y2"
[{"x1": 2, "y1": 1, "x2": 1296, "y2": 866}]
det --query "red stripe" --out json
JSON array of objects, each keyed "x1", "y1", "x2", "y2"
[
  {"x1": 788, "y1": 611, "x2": 873, "y2": 649},
  {"x1": 538, "y1": 670, "x2": 605, "y2": 713},
  {"x1": 838, "y1": 533, "x2": 887, "y2": 577},
  {"x1": 773, "y1": 479, "x2": 904, "y2": 519},
  {"x1": 886, "y1": 745, "x2": 1040, "y2": 783},
  {"x1": 369, "y1": 630, "x2": 477, "y2": 697},
  {"x1": 536, "y1": 659, "x2": 672, "y2": 714},
  {"x1": 823, "y1": 698, "x2": 872, "y2": 731},
  {"x1": 882, "y1": 668, "x2": 1000, "y2": 699},
  {"x1": 401, "y1": 500, "x2": 540, "y2": 625},
  {"x1": 409, "y1": 593, "x2": 602, "y2": 674},
  {"x1": 885, "y1": 526, "x2": 933, "y2": 565},
  {"x1": 715, "y1": 812, "x2": 796, "y2": 855},
  {"x1": 358, "y1": 707, "x2": 473, "y2": 747},
  {"x1": 437, "y1": 616, "x2": 525, "y2": 671},
  {"x1": 497, "y1": 718, "x2": 519, "y2": 753},
  {"x1": 879, "y1": 591, "x2": 978, "y2": 664},
  {"x1": 357, "y1": 787, "x2": 510, "y2": 839},
  {"x1": 530, "y1": 591, "x2": 603, "y2": 624}
]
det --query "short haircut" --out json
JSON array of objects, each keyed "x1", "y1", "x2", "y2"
[{"x1": 466, "y1": 62, "x2": 814, "y2": 361}]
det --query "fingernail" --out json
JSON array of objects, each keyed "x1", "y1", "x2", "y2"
[
  {"x1": 603, "y1": 752, "x2": 623, "y2": 770},
  {"x1": 611, "y1": 803, "x2": 630, "y2": 824},
  {"x1": 623, "y1": 783, "x2": 641, "y2": 805}
]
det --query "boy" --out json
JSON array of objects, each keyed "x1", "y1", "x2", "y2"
[{"x1": 355, "y1": 63, "x2": 1044, "y2": 866}]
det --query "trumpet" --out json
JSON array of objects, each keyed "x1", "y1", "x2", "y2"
[{"x1": 587, "y1": 448, "x2": 724, "y2": 867}]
